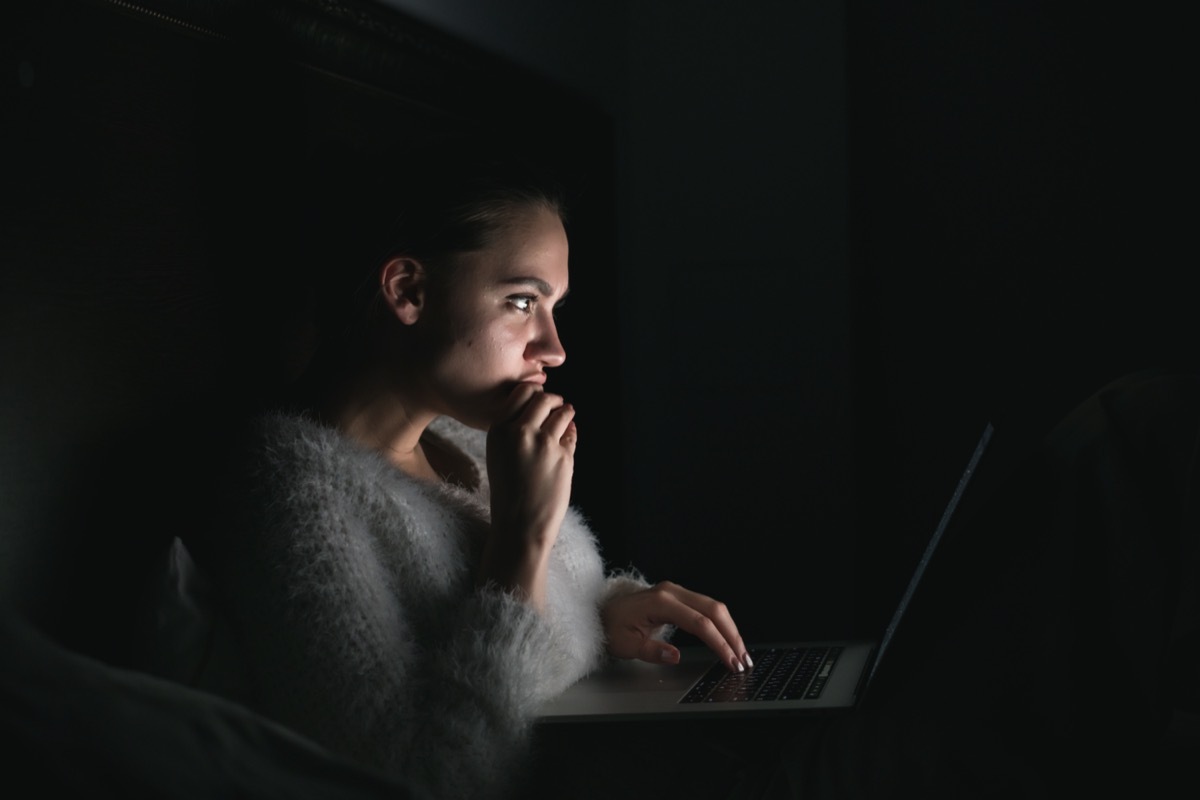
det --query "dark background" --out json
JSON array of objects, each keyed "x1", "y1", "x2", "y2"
[{"x1": 2, "y1": 0, "x2": 1196, "y2": 663}]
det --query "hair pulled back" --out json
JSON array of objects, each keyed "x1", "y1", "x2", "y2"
[{"x1": 289, "y1": 139, "x2": 567, "y2": 391}]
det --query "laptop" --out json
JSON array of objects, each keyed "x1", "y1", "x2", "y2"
[{"x1": 536, "y1": 423, "x2": 994, "y2": 723}]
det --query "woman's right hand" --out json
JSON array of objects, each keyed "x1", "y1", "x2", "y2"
[
  {"x1": 480, "y1": 382, "x2": 577, "y2": 610},
  {"x1": 602, "y1": 582, "x2": 753, "y2": 673}
]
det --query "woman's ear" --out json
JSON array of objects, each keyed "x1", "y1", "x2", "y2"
[{"x1": 379, "y1": 256, "x2": 425, "y2": 325}]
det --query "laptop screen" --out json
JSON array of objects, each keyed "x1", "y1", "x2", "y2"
[{"x1": 860, "y1": 422, "x2": 994, "y2": 698}]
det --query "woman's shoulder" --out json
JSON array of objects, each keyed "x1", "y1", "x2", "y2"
[
  {"x1": 230, "y1": 410, "x2": 396, "y2": 499},
  {"x1": 240, "y1": 410, "x2": 342, "y2": 468},
  {"x1": 245, "y1": 409, "x2": 336, "y2": 453}
]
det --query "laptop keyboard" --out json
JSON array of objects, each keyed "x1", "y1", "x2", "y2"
[{"x1": 680, "y1": 646, "x2": 842, "y2": 704}]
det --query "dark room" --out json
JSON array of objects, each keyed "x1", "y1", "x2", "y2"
[{"x1": 3, "y1": 0, "x2": 1197, "y2": 797}]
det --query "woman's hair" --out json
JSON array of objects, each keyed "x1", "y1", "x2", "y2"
[
  {"x1": 372, "y1": 154, "x2": 568, "y2": 269},
  {"x1": 289, "y1": 138, "x2": 568, "y2": 387}
]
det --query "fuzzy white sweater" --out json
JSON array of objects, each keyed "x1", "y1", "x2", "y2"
[{"x1": 187, "y1": 411, "x2": 650, "y2": 800}]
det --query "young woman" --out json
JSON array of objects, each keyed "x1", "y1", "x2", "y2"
[{"x1": 177, "y1": 145, "x2": 754, "y2": 800}]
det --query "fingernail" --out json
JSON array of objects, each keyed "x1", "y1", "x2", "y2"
[
  {"x1": 661, "y1": 648, "x2": 679, "y2": 664},
  {"x1": 743, "y1": 653, "x2": 754, "y2": 669},
  {"x1": 734, "y1": 660, "x2": 745, "y2": 673}
]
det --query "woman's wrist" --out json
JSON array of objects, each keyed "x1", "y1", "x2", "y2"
[{"x1": 478, "y1": 532, "x2": 555, "y2": 610}]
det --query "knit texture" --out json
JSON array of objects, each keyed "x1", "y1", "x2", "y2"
[{"x1": 191, "y1": 412, "x2": 651, "y2": 800}]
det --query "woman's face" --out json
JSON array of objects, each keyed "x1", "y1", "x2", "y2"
[{"x1": 413, "y1": 203, "x2": 569, "y2": 430}]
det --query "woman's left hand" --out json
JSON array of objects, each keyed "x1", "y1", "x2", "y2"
[{"x1": 601, "y1": 581, "x2": 752, "y2": 673}]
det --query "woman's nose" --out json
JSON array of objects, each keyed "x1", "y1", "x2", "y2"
[{"x1": 529, "y1": 316, "x2": 566, "y2": 368}]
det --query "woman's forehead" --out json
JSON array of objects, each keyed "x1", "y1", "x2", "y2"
[{"x1": 452, "y1": 208, "x2": 568, "y2": 287}]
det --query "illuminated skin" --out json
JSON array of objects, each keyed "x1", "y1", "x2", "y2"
[
  {"x1": 333, "y1": 203, "x2": 753, "y2": 673},
  {"x1": 406, "y1": 203, "x2": 572, "y2": 432}
]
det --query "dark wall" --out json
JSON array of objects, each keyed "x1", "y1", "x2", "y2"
[
  {"x1": 847, "y1": 1, "x2": 1199, "y2": 628},
  {"x1": 5, "y1": 0, "x2": 1194, "y2": 659},
  {"x1": 614, "y1": 2, "x2": 853, "y2": 642}
]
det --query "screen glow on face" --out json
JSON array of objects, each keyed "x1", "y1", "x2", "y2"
[{"x1": 417, "y1": 205, "x2": 570, "y2": 429}]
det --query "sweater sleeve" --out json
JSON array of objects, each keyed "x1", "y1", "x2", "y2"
[
  {"x1": 199, "y1": 417, "x2": 571, "y2": 800},
  {"x1": 218, "y1": 518, "x2": 563, "y2": 800},
  {"x1": 537, "y1": 507, "x2": 608, "y2": 692},
  {"x1": 399, "y1": 586, "x2": 571, "y2": 796},
  {"x1": 538, "y1": 508, "x2": 673, "y2": 695}
]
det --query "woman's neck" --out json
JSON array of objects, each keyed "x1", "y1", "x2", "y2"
[
  {"x1": 343, "y1": 405, "x2": 440, "y2": 481},
  {"x1": 309, "y1": 367, "x2": 441, "y2": 481}
]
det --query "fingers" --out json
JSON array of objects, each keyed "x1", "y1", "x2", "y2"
[
  {"x1": 642, "y1": 582, "x2": 751, "y2": 673},
  {"x1": 638, "y1": 638, "x2": 681, "y2": 665},
  {"x1": 498, "y1": 381, "x2": 545, "y2": 422},
  {"x1": 561, "y1": 419, "x2": 577, "y2": 456},
  {"x1": 544, "y1": 406, "x2": 576, "y2": 454},
  {"x1": 501, "y1": 385, "x2": 576, "y2": 447}
]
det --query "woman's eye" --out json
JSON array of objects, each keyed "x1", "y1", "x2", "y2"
[{"x1": 509, "y1": 295, "x2": 536, "y2": 313}]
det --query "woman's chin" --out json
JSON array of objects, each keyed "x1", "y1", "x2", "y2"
[
  {"x1": 448, "y1": 403, "x2": 503, "y2": 432},
  {"x1": 443, "y1": 387, "x2": 512, "y2": 431}
]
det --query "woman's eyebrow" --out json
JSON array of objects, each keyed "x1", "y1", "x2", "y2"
[{"x1": 499, "y1": 276, "x2": 569, "y2": 299}]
